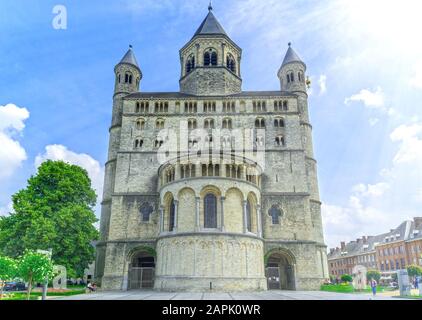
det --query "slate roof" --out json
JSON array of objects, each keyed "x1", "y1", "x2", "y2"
[
  {"x1": 193, "y1": 10, "x2": 227, "y2": 38},
  {"x1": 282, "y1": 44, "x2": 305, "y2": 67},
  {"x1": 119, "y1": 46, "x2": 140, "y2": 69},
  {"x1": 125, "y1": 91, "x2": 297, "y2": 100}
]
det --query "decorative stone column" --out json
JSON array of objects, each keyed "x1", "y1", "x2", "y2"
[
  {"x1": 159, "y1": 206, "x2": 164, "y2": 233},
  {"x1": 195, "y1": 197, "x2": 201, "y2": 231},
  {"x1": 173, "y1": 200, "x2": 179, "y2": 233},
  {"x1": 243, "y1": 200, "x2": 248, "y2": 233},
  {"x1": 196, "y1": 43, "x2": 200, "y2": 66},
  {"x1": 256, "y1": 204, "x2": 262, "y2": 237},
  {"x1": 221, "y1": 42, "x2": 226, "y2": 67},
  {"x1": 220, "y1": 197, "x2": 226, "y2": 232}
]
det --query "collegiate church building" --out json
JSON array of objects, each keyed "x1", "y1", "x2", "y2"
[{"x1": 95, "y1": 5, "x2": 329, "y2": 291}]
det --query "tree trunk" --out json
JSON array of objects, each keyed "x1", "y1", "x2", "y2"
[
  {"x1": 0, "y1": 280, "x2": 4, "y2": 300},
  {"x1": 26, "y1": 274, "x2": 32, "y2": 301}
]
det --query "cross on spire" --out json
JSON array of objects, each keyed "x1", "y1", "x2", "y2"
[{"x1": 208, "y1": 1, "x2": 213, "y2": 11}]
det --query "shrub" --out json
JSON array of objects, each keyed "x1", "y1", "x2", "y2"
[{"x1": 341, "y1": 274, "x2": 353, "y2": 283}]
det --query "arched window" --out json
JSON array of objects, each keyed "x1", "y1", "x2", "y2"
[
  {"x1": 222, "y1": 118, "x2": 232, "y2": 129},
  {"x1": 204, "y1": 194, "x2": 217, "y2": 229},
  {"x1": 226, "y1": 54, "x2": 236, "y2": 73},
  {"x1": 136, "y1": 119, "x2": 145, "y2": 130},
  {"x1": 255, "y1": 118, "x2": 265, "y2": 128},
  {"x1": 118, "y1": 74, "x2": 121, "y2": 83},
  {"x1": 136, "y1": 102, "x2": 140, "y2": 113},
  {"x1": 283, "y1": 101, "x2": 288, "y2": 111},
  {"x1": 268, "y1": 205, "x2": 282, "y2": 225},
  {"x1": 186, "y1": 54, "x2": 195, "y2": 74},
  {"x1": 204, "y1": 49, "x2": 217, "y2": 66},
  {"x1": 135, "y1": 139, "x2": 144, "y2": 149},
  {"x1": 156, "y1": 119, "x2": 165, "y2": 130},
  {"x1": 169, "y1": 199, "x2": 175, "y2": 232},
  {"x1": 275, "y1": 136, "x2": 285, "y2": 147},
  {"x1": 274, "y1": 118, "x2": 285, "y2": 128},
  {"x1": 246, "y1": 200, "x2": 252, "y2": 232},
  {"x1": 204, "y1": 118, "x2": 215, "y2": 129}
]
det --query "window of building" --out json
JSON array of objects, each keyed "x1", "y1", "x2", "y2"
[
  {"x1": 140, "y1": 202, "x2": 153, "y2": 222},
  {"x1": 204, "y1": 194, "x2": 217, "y2": 229},
  {"x1": 156, "y1": 119, "x2": 165, "y2": 130},
  {"x1": 255, "y1": 118, "x2": 266, "y2": 129},
  {"x1": 222, "y1": 118, "x2": 232, "y2": 129},
  {"x1": 184, "y1": 102, "x2": 198, "y2": 113},
  {"x1": 246, "y1": 200, "x2": 252, "y2": 232},
  {"x1": 169, "y1": 199, "x2": 175, "y2": 232},
  {"x1": 204, "y1": 49, "x2": 218, "y2": 66},
  {"x1": 134, "y1": 139, "x2": 144, "y2": 149},
  {"x1": 186, "y1": 54, "x2": 195, "y2": 74},
  {"x1": 275, "y1": 136, "x2": 285, "y2": 147},
  {"x1": 136, "y1": 119, "x2": 145, "y2": 130},
  {"x1": 204, "y1": 118, "x2": 215, "y2": 129},
  {"x1": 268, "y1": 205, "x2": 282, "y2": 225},
  {"x1": 223, "y1": 101, "x2": 235, "y2": 113},
  {"x1": 274, "y1": 118, "x2": 285, "y2": 128},
  {"x1": 204, "y1": 101, "x2": 216, "y2": 113},
  {"x1": 154, "y1": 102, "x2": 169, "y2": 113},
  {"x1": 226, "y1": 54, "x2": 236, "y2": 73},
  {"x1": 253, "y1": 101, "x2": 267, "y2": 112},
  {"x1": 188, "y1": 119, "x2": 197, "y2": 130},
  {"x1": 154, "y1": 139, "x2": 164, "y2": 149}
]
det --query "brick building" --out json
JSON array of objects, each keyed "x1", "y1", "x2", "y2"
[{"x1": 328, "y1": 217, "x2": 422, "y2": 278}]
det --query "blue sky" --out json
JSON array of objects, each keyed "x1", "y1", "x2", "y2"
[{"x1": 1, "y1": 0, "x2": 422, "y2": 248}]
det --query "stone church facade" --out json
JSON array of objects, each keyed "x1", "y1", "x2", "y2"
[{"x1": 95, "y1": 5, "x2": 329, "y2": 292}]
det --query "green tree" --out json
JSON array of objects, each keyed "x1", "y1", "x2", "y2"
[
  {"x1": 0, "y1": 160, "x2": 99, "y2": 278},
  {"x1": 17, "y1": 250, "x2": 53, "y2": 300},
  {"x1": 366, "y1": 269, "x2": 381, "y2": 282},
  {"x1": 407, "y1": 265, "x2": 422, "y2": 278},
  {"x1": 341, "y1": 274, "x2": 353, "y2": 283},
  {"x1": 0, "y1": 255, "x2": 17, "y2": 299}
]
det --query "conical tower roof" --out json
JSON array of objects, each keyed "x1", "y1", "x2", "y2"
[
  {"x1": 282, "y1": 43, "x2": 305, "y2": 67},
  {"x1": 193, "y1": 6, "x2": 228, "y2": 38},
  {"x1": 119, "y1": 45, "x2": 140, "y2": 69}
]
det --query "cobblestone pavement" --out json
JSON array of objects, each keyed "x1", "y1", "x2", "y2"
[{"x1": 53, "y1": 290, "x2": 407, "y2": 300}]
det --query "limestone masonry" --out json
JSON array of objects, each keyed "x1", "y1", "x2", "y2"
[{"x1": 95, "y1": 5, "x2": 328, "y2": 292}]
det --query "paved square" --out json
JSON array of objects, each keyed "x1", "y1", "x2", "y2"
[{"x1": 53, "y1": 290, "x2": 406, "y2": 300}]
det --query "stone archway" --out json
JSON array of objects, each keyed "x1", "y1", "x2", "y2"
[
  {"x1": 265, "y1": 250, "x2": 296, "y2": 290},
  {"x1": 128, "y1": 250, "x2": 156, "y2": 290}
]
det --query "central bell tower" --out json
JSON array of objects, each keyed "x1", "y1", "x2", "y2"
[{"x1": 179, "y1": 4, "x2": 242, "y2": 96}]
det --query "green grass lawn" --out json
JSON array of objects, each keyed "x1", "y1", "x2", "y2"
[
  {"x1": 1, "y1": 288, "x2": 86, "y2": 300},
  {"x1": 321, "y1": 284, "x2": 386, "y2": 294}
]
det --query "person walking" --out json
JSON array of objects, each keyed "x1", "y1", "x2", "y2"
[{"x1": 370, "y1": 279, "x2": 377, "y2": 296}]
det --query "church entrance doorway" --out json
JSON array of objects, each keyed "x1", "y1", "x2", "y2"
[
  {"x1": 265, "y1": 252, "x2": 296, "y2": 290},
  {"x1": 128, "y1": 252, "x2": 155, "y2": 290}
]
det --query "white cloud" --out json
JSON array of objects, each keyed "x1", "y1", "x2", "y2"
[
  {"x1": 323, "y1": 121, "x2": 422, "y2": 248},
  {"x1": 318, "y1": 75, "x2": 327, "y2": 95},
  {"x1": 344, "y1": 87, "x2": 385, "y2": 109},
  {"x1": 35, "y1": 145, "x2": 104, "y2": 199},
  {"x1": 0, "y1": 202, "x2": 13, "y2": 217},
  {"x1": 369, "y1": 118, "x2": 379, "y2": 126},
  {"x1": 409, "y1": 61, "x2": 422, "y2": 89},
  {"x1": 0, "y1": 104, "x2": 29, "y2": 181}
]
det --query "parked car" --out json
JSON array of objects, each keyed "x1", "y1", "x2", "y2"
[{"x1": 4, "y1": 282, "x2": 26, "y2": 291}]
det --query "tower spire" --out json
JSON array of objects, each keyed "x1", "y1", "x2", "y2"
[{"x1": 208, "y1": 1, "x2": 213, "y2": 11}]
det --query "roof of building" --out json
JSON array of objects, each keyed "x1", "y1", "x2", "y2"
[
  {"x1": 193, "y1": 7, "x2": 227, "y2": 38},
  {"x1": 118, "y1": 46, "x2": 140, "y2": 69},
  {"x1": 327, "y1": 218, "x2": 422, "y2": 260},
  {"x1": 282, "y1": 43, "x2": 305, "y2": 67},
  {"x1": 125, "y1": 91, "x2": 297, "y2": 100}
]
